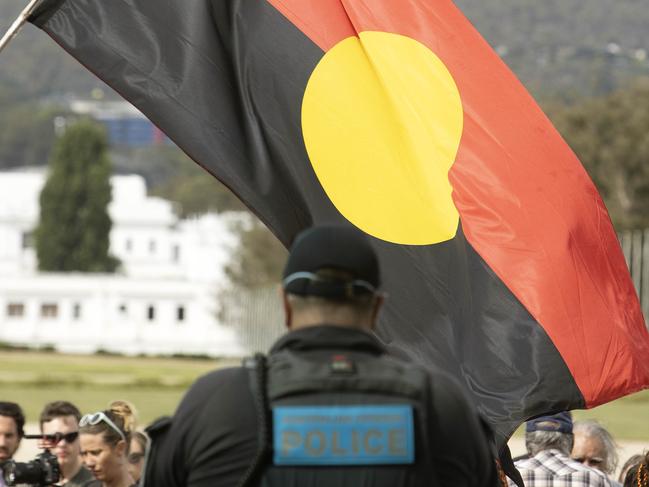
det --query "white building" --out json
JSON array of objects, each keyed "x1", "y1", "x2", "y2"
[{"x1": 0, "y1": 169, "x2": 246, "y2": 356}]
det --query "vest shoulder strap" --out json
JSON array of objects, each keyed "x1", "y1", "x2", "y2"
[{"x1": 236, "y1": 353, "x2": 270, "y2": 487}]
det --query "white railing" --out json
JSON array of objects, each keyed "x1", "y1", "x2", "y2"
[
  {"x1": 619, "y1": 229, "x2": 649, "y2": 323},
  {"x1": 218, "y1": 286, "x2": 285, "y2": 355}
]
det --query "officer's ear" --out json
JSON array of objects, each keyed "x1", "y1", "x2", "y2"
[
  {"x1": 369, "y1": 293, "x2": 385, "y2": 330},
  {"x1": 281, "y1": 289, "x2": 293, "y2": 330}
]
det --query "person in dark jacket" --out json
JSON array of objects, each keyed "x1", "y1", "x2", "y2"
[
  {"x1": 39, "y1": 401, "x2": 98, "y2": 487},
  {"x1": 142, "y1": 224, "x2": 498, "y2": 487}
]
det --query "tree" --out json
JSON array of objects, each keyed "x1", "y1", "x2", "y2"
[
  {"x1": 0, "y1": 104, "x2": 65, "y2": 169},
  {"x1": 548, "y1": 77, "x2": 649, "y2": 230},
  {"x1": 225, "y1": 218, "x2": 287, "y2": 289},
  {"x1": 36, "y1": 120, "x2": 120, "y2": 272},
  {"x1": 148, "y1": 149, "x2": 245, "y2": 217}
]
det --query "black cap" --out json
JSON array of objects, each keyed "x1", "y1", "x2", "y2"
[
  {"x1": 282, "y1": 225, "x2": 380, "y2": 299},
  {"x1": 526, "y1": 411, "x2": 573, "y2": 434}
]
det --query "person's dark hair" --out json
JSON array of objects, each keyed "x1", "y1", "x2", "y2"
[
  {"x1": 40, "y1": 401, "x2": 82, "y2": 429},
  {"x1": 0, "y1": 402, "x2": 25, "y2": 438},
  {"x1": 80, "y1": 401, "x2": 136, "y2": 450},
  {"x1": 623, "y1": 452, "x2": 649, "y2": 487},
  {"x1": 621, "y1": 455, "x2": 646, "y2": 483}
]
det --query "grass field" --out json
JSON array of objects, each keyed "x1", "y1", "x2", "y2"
[
  {"x1": 2, "y1": 350, "x2": 648, "y2": 438},
  {"x1": 0, "y1": 350, "x2": 237, "y2": 424}
]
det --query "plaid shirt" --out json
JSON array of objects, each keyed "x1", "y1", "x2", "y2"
[{"x1": 507, "y1": 450, "x2": 612, "y2": 487}]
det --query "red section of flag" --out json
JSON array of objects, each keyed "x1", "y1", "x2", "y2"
[{"x1": 267, "y1": 0, "x2": 649, "y2": 407}]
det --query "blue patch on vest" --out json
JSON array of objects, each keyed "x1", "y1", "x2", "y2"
[{"x1": 273, "y1": 405, "x2": 415, "y2": 465}]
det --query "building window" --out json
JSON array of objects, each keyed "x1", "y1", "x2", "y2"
[
  {"x1": 172, "y1": 245, "x2": 180, "y2": 263},
  {"x1": 149, "y1": 240, "x2": 156, "y2": 254},
  {"x1": 21, "y1": 231, "x2": 34, "y2": 249},
  {"x1": 41, "y1": 303, "x2": 58, "y2": 319},
  {"x1": 72, "y1": 303, "x2": 82, "y2": 320},
  {"x1": 177, "y1": 306, "x2": 185, "y2": 322},
  {"x1": 147, "y1": 305, "x2": 155, "y2": 321},
  {"x1": 125, "y1": 239, "x2": 132, "y2": 252},
  {"x1": 6, "y1": 303, "x2": 24, "y2": 318}
]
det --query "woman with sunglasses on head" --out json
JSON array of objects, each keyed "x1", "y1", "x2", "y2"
[{"x1": 79, "y1": 401, "x2": 137, "y2": 487}]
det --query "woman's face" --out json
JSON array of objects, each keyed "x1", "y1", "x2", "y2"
[
  {"x1": 80, "y1": 432, "x2": 125, "y2": 482},
  {"x1": 127, "y1": 438, "x2": 145, "y2": 482}
]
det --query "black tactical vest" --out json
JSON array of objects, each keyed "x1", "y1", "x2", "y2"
[{"x1": 239, "y1": 346, "x2": 439, "y2": 487}]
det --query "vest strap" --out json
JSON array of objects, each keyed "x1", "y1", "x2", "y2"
[{"x1": 237, "y1": 353, "x2": 270, "y2": 487}]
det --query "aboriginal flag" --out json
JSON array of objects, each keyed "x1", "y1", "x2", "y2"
[{"x1": 29, "y1": 0, "x2": 649, "y2": 448}]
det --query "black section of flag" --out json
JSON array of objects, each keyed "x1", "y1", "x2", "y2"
[{"x1": 30, "y1": 0, "x2": 584, "y2": 446}]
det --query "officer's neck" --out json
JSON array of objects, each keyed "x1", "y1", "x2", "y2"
[{"x1": 287, "y1": 319, "x2": 373, "y2": 332}]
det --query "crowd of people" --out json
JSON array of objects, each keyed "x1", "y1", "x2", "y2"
[
  {"x1": 0, "y1": 400, "x2": 147, "y2": 487},
  {"x1": 0, "y1": 398, "x2": 646, "y2": 486},
  {"x1": 0, "y1": 225, "x2": 647, "y2": 487},
  {"x1": 507, "y1": 411, "x2": 647, "y2": 487}
]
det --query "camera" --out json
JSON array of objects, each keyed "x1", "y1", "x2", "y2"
[{"x1": 1, "y1": 450, "x2": 60, "y2": 486}]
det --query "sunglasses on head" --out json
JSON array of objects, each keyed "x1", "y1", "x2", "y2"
[
  {"x1": 43, "y1": 432, "x2": 79, "y2": 444},
  {"x1": 79, "y1": 412, "x2": 126, "y2": 442}
]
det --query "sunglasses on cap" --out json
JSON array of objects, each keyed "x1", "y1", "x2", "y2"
[
  {"x1": 42, "y1": 432, "x2": 79, "y2": 444},
  {"x1": 79, "y1": 412, "x2": 126, "y2": 442}
]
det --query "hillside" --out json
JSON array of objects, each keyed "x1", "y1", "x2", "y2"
[
  {"x1": 455, "y1": 0, "x2": 649, "y2": 100},
  {"x1": 1, "y1": 0, "x2": 648, "y2": 101},
  {"x1": 0, "y1": 1, "x2": 110, "y2": 101}
]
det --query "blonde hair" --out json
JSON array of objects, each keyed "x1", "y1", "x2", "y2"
[
  {"x1": 108, "y1": 400, "x2": 137, "y2": 436},
  {"x1": 80, "y1": 400, "x2": 138, "y2": 450}
]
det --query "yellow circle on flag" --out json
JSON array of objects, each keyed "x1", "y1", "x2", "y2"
[{"x1": 302, "y1": 31, "x2": 463, "y2": 245}]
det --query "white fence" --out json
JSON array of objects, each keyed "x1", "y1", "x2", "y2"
[
  {"x1": 219, "y1": 286, "x2": 285, "y2": 354},
  {"x1": 619, "y1": 229, "x2": 649, "y2": 323}
]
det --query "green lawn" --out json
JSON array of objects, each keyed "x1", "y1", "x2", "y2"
[
  {"x1": 2, "y1": 350, "x2": 648, "y2": 438},
  {"x1": 4, "y1": 384, "x2": 186, "y2": 425},
  {"x1": 500, "y1": 389, "x2": 649, "y2": 441},
  {"x1": 571, "y1": 389, "x2": 649, "y2": 440},
  {"x1": 0, "y1": 350, "x2": 237, "y2": 388},
  {"x1": 508, "y1": 390, "x2": 649, "y2": 441},
  {"x1": 0, "y1": 350, "x2": 237, "y2": 425}
]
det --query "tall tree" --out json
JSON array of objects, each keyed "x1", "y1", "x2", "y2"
[
  {"x1": 225, "y1": 218, "x2": 287, "y2": 289},
  {"x1": 36, "y1": 120, "x2": 119, "y2": 272},
  {"x1": 0, "y1": 104, "x2": 64, "y2": 169},
  {"x1": 548, "y1": 77, "x2": 649, "y2": 230}
]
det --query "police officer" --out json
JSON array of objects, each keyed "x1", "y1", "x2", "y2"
[{"x1": 143, "y1": 225, "x2": 498, "y2": 487}]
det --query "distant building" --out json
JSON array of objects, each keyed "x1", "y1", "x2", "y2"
[
  {"x1": 68, "y1": 99, "x2": 172, "y2": 147},
  {"x1": 0, "y1": 169, "x2": 247, "y2": 356}
]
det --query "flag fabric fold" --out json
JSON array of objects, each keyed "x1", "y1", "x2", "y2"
[{"x1": 29, "y1": 0, "x2": 649, "y2": 448}]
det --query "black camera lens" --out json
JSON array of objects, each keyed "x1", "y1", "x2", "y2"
[{"x1": 1, "y1": 450, "x2": 60, "y2": 486}]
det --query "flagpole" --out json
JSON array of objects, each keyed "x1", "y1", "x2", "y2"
[{"x1": 0, "y1": 0, "x2": 42, "y2": 55}]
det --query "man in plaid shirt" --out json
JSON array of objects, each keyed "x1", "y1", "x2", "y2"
[{"x1": 507, "y1": 412, "x2": 611, "y2": 487}]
